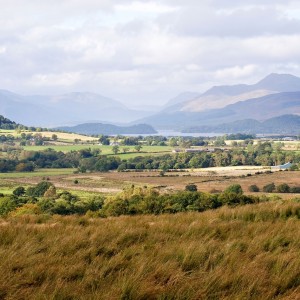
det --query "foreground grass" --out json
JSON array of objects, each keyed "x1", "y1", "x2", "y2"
[{"x1": 1, "y1": 200, "x2": 300, "y2": 299}]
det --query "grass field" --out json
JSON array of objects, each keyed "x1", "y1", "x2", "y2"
[
  {"x1": 1, "y1": 167, "x2": 299, "y2": 199},
  {"x1": 22, "y1": 144, "x2": 173, "y2": 155},
  {"x1": 0, "y1": 200, "x2": 300, "y2": 299}
]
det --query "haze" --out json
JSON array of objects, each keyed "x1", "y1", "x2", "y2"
[{"x1": 1, "y1": 0, "x2": 300, "y2": 107}]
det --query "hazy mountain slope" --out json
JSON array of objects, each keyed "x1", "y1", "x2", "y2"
[
  {"x1": 0, "y1": 91, "x2": 152, "y2": 127},
  {"x1": 179, "y1": 73, "x2": 300, "y2": 112},
  {"x1": 184, "y1": 115, "x2": 300, "y2": 134},
  {"x1": 58, "y1": 123, "x2": 157, "y2": 135},
  {"x1": 138, "y1": 91, "x2": 300, "y2": 130}
]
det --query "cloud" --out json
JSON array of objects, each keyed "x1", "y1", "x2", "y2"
[{"x1": 0, "y1": 0, "x2": 300, "y2": 105}]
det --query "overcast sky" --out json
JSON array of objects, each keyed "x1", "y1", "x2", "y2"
[{"x1": 1, "y1": 0, "x2": 300, "y2": 106}]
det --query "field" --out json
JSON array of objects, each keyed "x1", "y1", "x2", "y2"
[
  {"x1": 0, "y1": 200, "x2": 300, "y2": 299},
  {"x1": 1, "y1": 167, "x2": 299, "y2": 200}
]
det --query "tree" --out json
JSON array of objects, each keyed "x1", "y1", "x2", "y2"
[
  {"x1": 112, "y1": 145, "x2": 120, "y2": 155},
  {"x1": 122, "y1": 147, "x2": 130, "y2": 153},
  {"x1": 52, "y1": 134, "x2": 58, "y2": 141},
  {"x1": 134, "y1": 145, "x2": 142, "y2": 152}
]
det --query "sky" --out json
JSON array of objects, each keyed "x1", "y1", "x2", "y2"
[{"x1": 1, "y1": 0, "x2": 300, "y2": 107}]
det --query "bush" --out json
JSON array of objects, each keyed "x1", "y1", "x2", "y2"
[
  {"x1": 249, "y1": 185, "x2": 260, "y2": 192},
  {"x1": 290, "y1": 186, "x2": 300, "y2": 193},
  {"x1": 185, "y1": 184, "x2": 198, "y2": 192},
  {"x1": 224, "y1": 184, "x2": 243, "y2": 194},
  {"x1": 263, "y1": 183, "x2": 276, "y2": 193},
  {"x1": 277, "y1": 183, "x2": 290, "y2": 193},
  {"x1": 13, "y1": 186, "x2": 26, "y2": 197}
]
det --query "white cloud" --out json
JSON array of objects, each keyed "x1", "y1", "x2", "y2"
[{"x1": 0, "y1": 0, "x2": 300, "y2": 105}]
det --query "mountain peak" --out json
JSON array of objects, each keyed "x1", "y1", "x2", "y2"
[{"x1": 255, "y1": 73, "x2": 300, "y2": 91}]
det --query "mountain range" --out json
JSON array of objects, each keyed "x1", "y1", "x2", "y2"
[
  {"x1": 183, "y1": 114, "x2": 300, "y2": 134},
  {"x1": 0, "y1": 90, "x2": 153, "y2": 127},
  {"x1": 137, "y1": 73, "x2": 300, "y2": 130},
  {"x1": 1, "y1": 73, "x2": 300, "y2": 134}
]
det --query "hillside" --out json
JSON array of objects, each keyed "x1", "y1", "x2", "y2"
[
  {"x1": 0, "y1": 201, "x2": 300, "y2": 299},
  {"x1": 139, "y1": 91, "x2": 300, "y2": 130},
  {"x1": 136, "y1": 73, "x2": 300, "y2": 130},
  {"x1": 58, "y1": 123, "x2": 157, "y2": 135},
  {"x1": 183, "y1": 114, "x2": 300, "y2": 134},
  {"x1": 181, "y1": 73, "x2": 300, "y2": 112}
]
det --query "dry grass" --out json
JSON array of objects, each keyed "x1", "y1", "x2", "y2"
[
  {"x1": 3, "y1": 170, "x2": 300, "y2": 199},
  {"x1": 0, "y1": 200, "x2": 300, "y2": 299}
]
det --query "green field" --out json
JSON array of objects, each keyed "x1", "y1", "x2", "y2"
[
  {"x1": 23, "y1": 144, "x2": 173, "y2": 155},
  {"x1": 0, "y1": 168, "x2": 75, "y2": 178}
]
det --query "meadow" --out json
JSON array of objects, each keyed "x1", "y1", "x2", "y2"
[{"x1": 0, "y1": 200, "x2": 300, "y2": 299}]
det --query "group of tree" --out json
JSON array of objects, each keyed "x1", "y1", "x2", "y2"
[
  {"x1": 0, "y1": 182, "x2": 269, "y2": 217},
  {"x1": 0, "y1": 141, "x2": 299, "y2": 173}
]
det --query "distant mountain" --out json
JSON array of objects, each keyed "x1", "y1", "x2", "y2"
[
  {"x1": 0, "y1": 91, "x2": 154, "y2": 127},
  {"x1": 183, "y1": 115, "x2": 300, "y2": 134},
  {"x1": 136, "y1": 74, "x2": 300, "y2": 130},
  {"x1": 141, "y1": 91, "x2": 300, "y2": 129},
  {"x1": 180, "y1": 73, "x2": 300, "y2": 112},
  {"x1": 163, "y1": 92, "x2": 201, "y2": 109},
  {"x1": 58, "y1": 123, "x2": 157, "y2": 135}
]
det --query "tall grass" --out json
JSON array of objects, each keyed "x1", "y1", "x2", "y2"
[{"x1": 0, "y1": 200, "x2": 300, "y2": 299}]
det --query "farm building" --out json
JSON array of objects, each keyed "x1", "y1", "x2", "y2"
[{"x1": 271, "y1": 162, "x2": 293, "y2": 170}]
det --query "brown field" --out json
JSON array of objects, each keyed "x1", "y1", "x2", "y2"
[
  {"x1": 1, "y1": 201, "x2": 300, "y2": 299},
  {"x1": 5, "y1": 167, "x2": 300, "y2": 199}
]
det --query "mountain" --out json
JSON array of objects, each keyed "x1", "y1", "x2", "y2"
[
  {"x1": 163, "y1": 92, "x2": 200, "y2": 109},
  {"x1": 0, "y1": 91, "x2": 153, "y2": 127},
  {"x1": 58, "y1": 123, "x2": 157, "y2": 135},
  {"x1": 180, "y1": 73, "x2": 300, "y2": 112},
  {"x1": 136, "y1": 74, "x2": 300, "y2": 130},
  {"x1": 183, "y1": 115, "x2": 300, "y2": 134},
  {"x1": 139, "y1": 91, "x2": 300, "y2": 129}
]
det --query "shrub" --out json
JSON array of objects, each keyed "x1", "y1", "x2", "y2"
[
  {"x1": 290, "y1": 186, "x2": 300, "y2": 193},
  {"x1": 277, "y1": 183, "x2": 290, "y2": 193},
  {"x1": 13, "y1": 186, "x2": 26, "y2": 197},
  {"x1": 185, "y1": 184, "x2": 198, "y2": 192},
  {"x1": 224, "y1": 184, "x2": 243, "y2": 194},
  {"x1": 249, "y1": 185, "x2": 260, "y2": 192},
  {"x1": 263, "y1": 183, "x2": 276, "y2": 193}
]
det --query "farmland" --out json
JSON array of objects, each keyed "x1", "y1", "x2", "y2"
[{"x1": 0, "y1": 129, "x2": 300, "y2": 299}]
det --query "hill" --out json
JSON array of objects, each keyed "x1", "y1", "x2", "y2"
[
  {"x1": 58, "y1": 123, "x2": 157, "y2": 135},
  {"x1": 183, "y1": 114, "x2": 300, "y2": 134},
  {"x1": 138, "y1": 91, "x2": 300, "y2": 130},
  {"x1": 0, "y1": 90, "x2": 153, "y2": 127},
  {"x1": 0, "y1": 201, "x2": 300, "y2": 299},
  {"x1": 136, "y1": 73, "x2": 300, "y2": 130}
]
